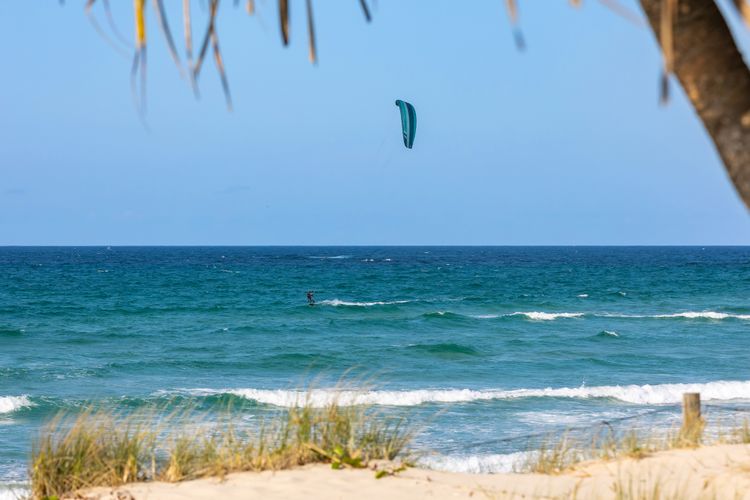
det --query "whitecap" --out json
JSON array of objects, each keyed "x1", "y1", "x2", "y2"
[
  {"x1": 509, "y1": 311, "x2": 584, "y2": 321},
  {"x1": 174, "y1": 379, "x2": 750, "y2": 407},
  {"x1": 653, "y1": 311, "x2": 750, "y2": 320},
  {"x1": 596, "y1": 311, "x2": 750, "y2": 320},
  {"x1": 0, "y1": 485, "x2": 29, "y2": 500},
  {"x1": 471, "y1": 314, "x2": 500, "y2": 319},
  {"x1": 0, "y1": 396, "x2": 33, "y2": 414},
  {"x1": 577, "y1": 294, "x2": 588, "y2": 298},
  {"x1": 318, "y1": 299, "x2": 411, "y2": 307},
  {"x1": 419, "y1": 451, "x2": 527, "y2": 474},
  {"x1": 308, "y1": 255, "x2": 351, "y2": 260}
]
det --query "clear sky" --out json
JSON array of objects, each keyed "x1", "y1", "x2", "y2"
[{"x1": 1, "y1": 0, "x2": 749, "y2": 245}]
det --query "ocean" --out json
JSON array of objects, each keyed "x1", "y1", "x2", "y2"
[{"x1": 2, "y1": 246, "x2": 750, "y2": 491}]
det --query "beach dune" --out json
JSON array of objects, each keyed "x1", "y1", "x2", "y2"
[{"x1": 81, "y1": 443, "x2": 750, "y2": 499}]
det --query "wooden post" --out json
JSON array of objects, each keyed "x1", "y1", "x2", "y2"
[
  {"x1": 681, "y1": 392, "x2": 702, "y2": 444},
  {"x1": 682, "y1": 393, "x2": 701, "y2": 428}
]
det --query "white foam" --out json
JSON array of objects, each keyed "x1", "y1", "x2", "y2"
[
  {"x1": 180, "y1": 379, "x2": 750, "y2": 407},
  {"x1": 0, "y1": 487, "x2": 27, "y2": 500},
  {"x1": 319, "y1": 299, "x2": 411, "y2": 307},
  {"x1": 420, "y1": 452, "x2": 528, "y2": 474},
  {"x1": 471, "y1": 314, "x2": 500, "y2": 319},
  {"x1": 577, "y1": 294, "x2": 589, "y2": 298},
  {"x1": 510, "y1": 311, "x2": 584, "y2": 321},
  {"x1": 653, "y1": 311, "x2": 750, "y2": 320},
  {"x1": 596, "y1": 311, "x2": 750, "y2": 320},
  {"x1": 0, "y1": 396, "x2": 33, "y2": 414},
  {"x1": 600, "y1": 330, "x2": 619, "y2": 337},
  {"x1": 309, "y1": 255, "x2": 351, "y2": 259}
]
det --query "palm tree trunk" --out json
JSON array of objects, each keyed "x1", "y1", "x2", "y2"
[{"x1": 639, "y1": 0, "x2": 750, "y2": 210}]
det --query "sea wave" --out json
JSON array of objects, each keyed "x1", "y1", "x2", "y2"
[
  {"x1": 308, "y1": 255, "x2": 351, "y2": 260},
  {"x1": 407, "y1": 343, "x2": 481, "y2": 356},
  {"x1": 428, "y1": 311, "x2": 583, "y2": 321},
  {"x1": 652, "y1": 311, "x2": 750, "y2": 320},
  {"x1": 0, "y1": 396, "x2": 33, "y2": 414},
  {"x1": 0, "y1": 486, "x2": 29, "y2": 500},
  {"x1": 419, "y1": 452, "x2": 527, "y2": 474},
  {"x1": 319, "y1": 299, "x2": 412, "y2": 307},
  {"x1": 473, "y1": 311, "x2": 749, "y2": 321},
  {"x1": 598, "y1": 311, "x2": 750, "y2": 320},
  {"x1": 595, "y1": 330, "x2": 620, "y2": 338},
  {"x1": 510, "y1": 312, "x2": 584, "y2": 321},
  {"x1": 179, "y1": 379, "x2": 750, "y2": 407}
]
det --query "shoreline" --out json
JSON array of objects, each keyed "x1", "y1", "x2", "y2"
[{"x1": 78, "y1": 443, "x2": 750, "y2": 499}]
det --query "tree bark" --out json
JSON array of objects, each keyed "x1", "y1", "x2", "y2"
[{"x1": 640, "y1": 0, "x2": 750, "y2": 210}]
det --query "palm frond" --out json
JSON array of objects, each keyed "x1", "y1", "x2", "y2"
[{"x1": 306, "y1": 0, "x2": 317, "y2": 64}]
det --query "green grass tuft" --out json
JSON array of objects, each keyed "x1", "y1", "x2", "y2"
[{"x1": 30, "y1": 397, "x2": 412, "y2": 499}]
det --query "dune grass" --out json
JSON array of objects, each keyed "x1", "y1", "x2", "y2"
[
  {"x1": 30, "y1": 399, "x2": 412, "y2": 499},
  {"x1": 519, "y1": 414, "x2": 750, "y2": 476}
]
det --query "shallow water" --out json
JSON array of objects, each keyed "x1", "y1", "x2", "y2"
[{"x1": 2, "y1": 246, "x2": 750, "y2": 483}]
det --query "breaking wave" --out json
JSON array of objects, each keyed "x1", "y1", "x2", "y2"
[
  {"x1": 652, "y1": 311, "x2": 750, "y2": 320},
  {"x1": 318, "y1": 299, "x2": 412, "y2": 307},
  {"x1": 420, "y1": 451, "x2": 527, "y2": 474},
  {"x1": 0, "y1": 396, "x2": 33, "y2": 415},
  {"x1": 510, "y1": 312, "x2": 584, "y2": 321},
  {"x1": 175, "y1": 379, "x2": 750, "y2": 407}
]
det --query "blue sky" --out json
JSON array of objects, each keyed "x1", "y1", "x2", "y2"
[{"x1": 1, "y1": 0, "x2": 749, "y2": 245}]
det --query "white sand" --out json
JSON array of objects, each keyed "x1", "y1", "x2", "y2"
[{"x1": 80, "y1": 443, "x2": 750, "y2": 499}]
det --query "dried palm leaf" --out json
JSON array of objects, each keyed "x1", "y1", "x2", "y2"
[
  {"x1": 732, "y1": 0, "x2": 750, "y2": 29},
  {"x1": 279, "y1": 0, "x2": 290, "y2": 45},
  {"x1": 306, "y1": 0, "x2": 317, "y2": 64},
  {"x1": 597, "y1": 0, "x2": 644, "y2": 26},
  {"x1": 192, "y1": 0, "x2": 231, "y2": 108},
  {"x1": 659, "y1": 0, "x2": 677, "y2": 104},
  {"x1": 102, "y1": 0, "x2": 132, "y2": 47},
  {"x1": 504, "y1": 0, "x2": 525, "y2": 51},
  {"x1": 183, "y1": 0, "x2": 199, "y2": 95},
  {"x1": 84, "y1": 0, "x2": 130, "y2": 57},
  {"x1": 359, "y1": 0, "x2": 372, "y2": 22},
  {"x1": 212, "y1": 28, "x2": 233, "y2": 110},
  {"x1": 131, "y1": 0, "x2": 148, "y2": 116},
  {"x1": 194, "y1": 0, "x2": 217, "y2": 78},
  {"x1": 153, "y1": 0, "x2": 184, "y2": 77}
]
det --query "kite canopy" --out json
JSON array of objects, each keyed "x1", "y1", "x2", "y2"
[{"x1": 395, "y1": 100, "x2": 417, "y2": 149}]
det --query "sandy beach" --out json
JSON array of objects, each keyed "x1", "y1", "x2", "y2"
[{"x1": 79, "y1": 443, "x2": 750, "y2": 499}]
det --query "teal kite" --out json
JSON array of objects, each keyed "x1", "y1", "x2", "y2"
[{"x1": 395, "y1": 99, "x2": 417, "y2": 149}]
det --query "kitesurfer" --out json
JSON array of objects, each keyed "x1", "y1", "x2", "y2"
[{"x1": 306, "y1": 291, "x2": 315, "y2": 306}]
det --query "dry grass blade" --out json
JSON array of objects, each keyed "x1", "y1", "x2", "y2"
[
  {"x1": 504, "y1": 0, "x2": 525, "y2": 51},
  {"x1": 306, "y1": 0, "x2": 317, "y2": 64},
  {"x1": 246, "y1": 0, "x2": 255, "y2": 15},
  {"x1": 31, "y1": 391, "x2": 413, "y2": 499},
  {"x1": 279, "y1": 0, "x2": 290, "y2": 45},
  {"x1": 153, "y1": 0, "x2": 184, "y2": 77},
  {"x1": 359, "y1": 0, "x2": 372, "y2": 22},
  {"x1": 597, "y1": 0, "x2": 645, "y2": 26},
  {"x1": 733, "y1": 0, "x2": 750, "y2": 29},
  {"x1": 211, "y1": 28, "x2": 233, "y2": 110},
  {"x1": 659, "y1": 0, "x2": 677, "y2": 104}
]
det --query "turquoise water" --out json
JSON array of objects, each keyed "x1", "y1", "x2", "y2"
[{"x1": 2, "y1": 246, "x2": 750, "y2": 486}]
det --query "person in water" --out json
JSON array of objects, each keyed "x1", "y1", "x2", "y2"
[{"x1": 306, "y1": 291, "x2": 315, "y2": 306}]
